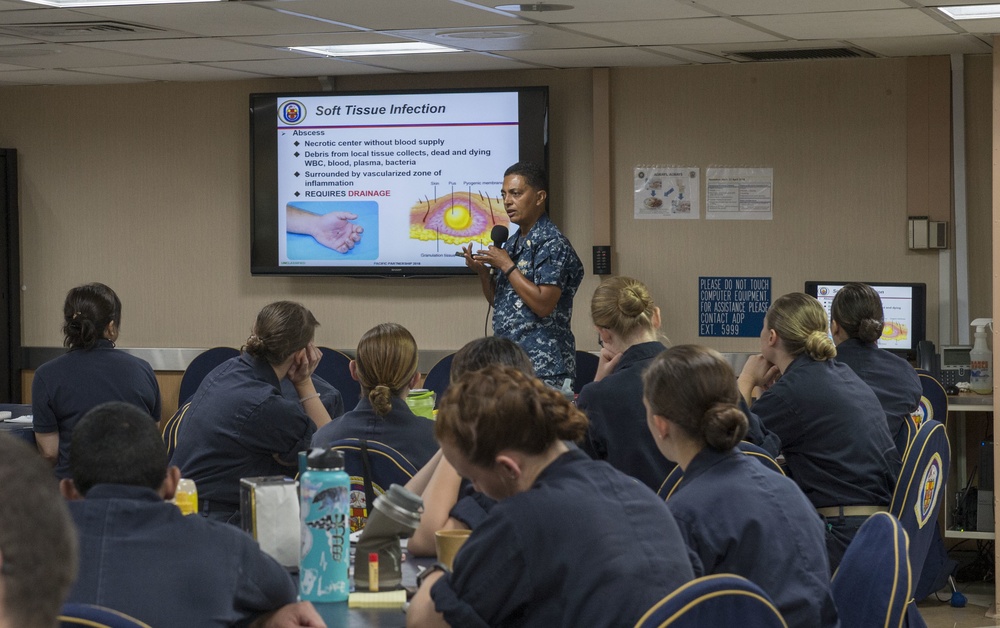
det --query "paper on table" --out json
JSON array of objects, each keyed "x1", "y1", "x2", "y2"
[
  {"x1": 4, "y1": 416, "x2": 33, "y2": 424},
  {"x1": 348, "y1": 589, "x2": 407, "y2": 609}
]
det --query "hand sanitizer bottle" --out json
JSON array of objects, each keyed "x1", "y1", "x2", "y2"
[{"x1": 970, "y1": 318, "x2": 993, "y2": 394}]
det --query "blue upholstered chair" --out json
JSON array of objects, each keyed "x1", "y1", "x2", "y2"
[
  {"x1": 634, "y1": 574, "x2": 787, "y2": 628},
  {"x1": 177, "y1": 347, "x2": 239, "y2": 406},
  {"x1": 314, "y1": 347, "x2": 360, "y2": 411},
  {"x1": 574, "y1": 350, "x2": 600, "y2": 394},
  {"x1": 160, "y1": 401, "x2": 191, "y2": 459},
  {"x1": 912, "y1": 369, "x2": 949, "y2": 431},
  {"x1": 657, "y1": 441, "x2": 785, "y2": 501},
  {"x1": 59, "y1": 603, "x2": 151, "y2": 628},
  {"x1": 421, "y1": 353, "x2": 455, "y2": 408},
  {"x1": 326, "y1": 438, "x2": 419, "y2": 531},
  {"x1": 831, "y1": 512, "x2": 912, "y2": 628}
]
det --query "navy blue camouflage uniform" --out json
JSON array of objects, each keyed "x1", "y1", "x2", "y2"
[{"x1": 493, "y1": 214, "x2": 584, "y2": 388}]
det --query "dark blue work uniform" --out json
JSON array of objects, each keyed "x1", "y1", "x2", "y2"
[
  {"x1": 430, "y1": 448, "x2": 694, "y2": 628},
  {"x1": 577, "y1": 341, "x2": 676, "y2": 491},
  {"x1": 32, "y1": 339, "x2": 161, "y2": 479},
  {"x1": 311, "y1": 397, "x2": 437, "y2": 470},
  {"x1": 170, "y1": 353, "x2": 317, "y2": 522},
  {"x1": 66, "y1": 484, "x2": 296, "y2": 628},
  {"x1": 834, "y1": 338, "x2": 921, "y2": 455},
  {"x1": 493, "y1": 214, "x2": 584, "y2": 388},
  {"x1": 669, "y1": 448, "x2": 840, "y2": 628},
  {"x1": 747, "y1": 354, "x2": 900, "y2": 570}
]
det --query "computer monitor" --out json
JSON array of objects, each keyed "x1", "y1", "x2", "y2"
[{"x1": 803, "y1": 281, "x2": 927, "y2": 358}]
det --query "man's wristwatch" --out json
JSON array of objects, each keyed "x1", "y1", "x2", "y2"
[{"x1": 416, "y1": 561, "x2": 449, "y2": 588}]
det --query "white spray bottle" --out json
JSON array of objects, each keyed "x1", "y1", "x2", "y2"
[{"x1": 970, "y1": 318, "x2": 993, "y2": 394}]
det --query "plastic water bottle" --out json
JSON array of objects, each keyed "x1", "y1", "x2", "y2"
[
  {"x1": 970, "y1": 318, "x2": 993, "y2": 394},
  {"x1": 299, "y1": 448, "x2": 350, "y2": 602},
  {"x1": 173, "y1": 478, "x2": 198, "y2": 515}
]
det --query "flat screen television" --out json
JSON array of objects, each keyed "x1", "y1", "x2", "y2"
[
  {"x1": 804, "y1": 281, "x2": 927, "y2": 358},
  {"x1": 250, "y1": 86, "x2": 549, "y2": 276}
]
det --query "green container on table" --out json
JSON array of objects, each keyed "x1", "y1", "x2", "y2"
[{"x1": 406, "y1": 389, "x2": 436, "y2": 420}]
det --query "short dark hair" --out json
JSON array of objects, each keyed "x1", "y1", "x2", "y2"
[
  {"x1": 244, "y1": 301, "x2": 319, "y2": 365},
  {"x1": 0, "y1": 434, "x2": 77, "y2": 627},
  {"x1": 504, "y1": 162, "x2": 548, "y2": 192},
  {"x1": 69, "y1": 402, "x2": 167, "y2": 495},
  {"x1": 450, "y1": 337, "x2": 534, "y2": 382},
  {"x1": 62, "y1": 282, "x2": 121, "y2": 350}
]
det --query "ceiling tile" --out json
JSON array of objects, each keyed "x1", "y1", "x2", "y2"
[
  {"x1": 77, "y1": 37, "x2": 299, "y2": 62},
  {"x1": 228, "y1": 32, "x2": 410, "y2": 48},
  {"x1": 348, "y1": 51, "x2": 538, "y2": 72},
  {"x1": 460, "y1": 0, "x2": 711, "y2": 23},
  {"x1": 250, "y1": 0, "x2": 524, "y2": 30},
  {"x1": 386, "y1": 24, "x2": 627, "y2": 51},
  {"x1": 82, "y1": 62, "x2": 268, "y2": 81},
  {"x1": 0, "y1": 67, "x2": 147, "y2": 84},
  {"x1": 564, "y1": 17, "x2": 782, "y2": 46},
  {"x1": 645, "y1": 46, "x2": 730, "y2": 64},
  {"x1": 694, "y1": 0, "x2": 906, "y2": 15},
  {"x1": 850, "y1": 33, "x2": 992, "y2": 56},
  {"x1": 205, "y1": 57, "x2": 395, "y2": 78},
  {"x1": 5, "y1": 42, "x2": 170, "y2": 68},
  {"x1": 741, "y1": 8, "x2": 957, "y2": 40},
  {"x1": 947, "y1": 16, "x2": 1000, "y2": 34},
  {"x1": 74, "y1": 3, "x2": 359, "y2": 38},
  {"x1": 501, "y1": 47, "x2": 687, "y2": 67}
]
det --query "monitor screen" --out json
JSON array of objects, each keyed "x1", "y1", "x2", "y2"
[
  {"x1": 803, "y1": 281, "x2": 927, "y2": 356},
  {"x1": 250, "y1": 86, "x2": 548, "y2": 277}
]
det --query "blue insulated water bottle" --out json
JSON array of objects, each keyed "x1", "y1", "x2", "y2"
[{"x1": 299, "y1": 448, "x2": 351, "y2": 602}]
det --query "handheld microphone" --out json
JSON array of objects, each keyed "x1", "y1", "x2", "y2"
[{"x1": 488, "y1": 225, "x2": 509, "y2": 279}]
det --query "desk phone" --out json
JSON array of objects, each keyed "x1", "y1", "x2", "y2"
[{"x1": 939, "y1": 345, "x2": 972, "y2": 387}]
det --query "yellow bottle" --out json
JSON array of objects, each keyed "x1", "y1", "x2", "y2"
[{"x1": 174, "y1": 478, "x2": 198, "y2": 515}]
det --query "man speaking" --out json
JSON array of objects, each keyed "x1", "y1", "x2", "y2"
[{"x1": 462, "y1": 162, "x2": 584, "y2": 388}]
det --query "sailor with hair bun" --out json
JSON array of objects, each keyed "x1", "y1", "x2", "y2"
[{"x1": 737, "y1": 292, "x2": 900, "y2": 572}]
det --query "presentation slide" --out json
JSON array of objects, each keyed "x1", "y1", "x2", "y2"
[
  {"x1": 813, "y1": 284, "x2": 914, "y2": 350},
  {"x1": 275, "y1": 92, "x2": 520, "y2": 268}
]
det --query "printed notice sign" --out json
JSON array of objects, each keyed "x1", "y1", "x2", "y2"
[
  {"x1": 698, "y1": 277, "x2": 771, "y2": 337},
  {"x1": 706, "y1": 167, "x2": 773, "y2": 220},
  {"x1": 633, "y1": 166, "x2": 700, "y2": 219}
]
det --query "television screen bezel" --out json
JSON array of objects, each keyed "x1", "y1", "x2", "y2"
[
  {"x1": 249, "y1": 85, "x2": 549, "y2": 277},
  {"x1": 803, "y1": 280, "x2": 927, "y2": 358}
]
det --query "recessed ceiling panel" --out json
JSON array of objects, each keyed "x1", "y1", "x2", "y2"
[
  {"x1": 946, "y1": 16, "x2": 1000, "y2": 34},
  {"x1": 742, "y1": 9, "x2": 957, "y2": 40},
  {"x1": 564, "y1": 17, "x2": 782, "y2": 46}
]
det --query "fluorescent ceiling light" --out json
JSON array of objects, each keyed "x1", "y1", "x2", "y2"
[
  {"x1": 21, "y1": 0, "x2": 218, "y2": 6},
  {"x1": 290, "y1": 42, "x2": 461, "y2": 57},
  {"x1": 937, "y1": 4, "x2": 1000, "y2": 19}
]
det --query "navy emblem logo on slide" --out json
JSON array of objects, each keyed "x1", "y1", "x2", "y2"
[{"x1": 279, "y1": 100, "x2": 306, "y2": 125}]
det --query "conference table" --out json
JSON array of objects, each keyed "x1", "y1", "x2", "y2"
[
  {"x1": 310, "y1": 551, "x2": 428, "y2": 627},
  {"x1": 0, "y1": 403, "x2": 34, "y2": 445}
]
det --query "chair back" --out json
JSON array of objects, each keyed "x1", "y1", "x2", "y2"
[
  {"x1": 633, "y1": 573, "x2": 787, "y2": 628},
  {"x1": 890, "y1": 418, "x2": 949, "y2": 593},
  {"x1": 831, "y1": 511, "x2": 911, "y2": 628},
  {"x1": 657, "y1": 442, "x2": 784, "y2": 502},
  {"x1": 161, "y1": 401, "x2": 191, "y2": 459},
  {"x1": 574, "y1": 350, "x2": 600, "y2": 394},
  {"x1": 178, "y1": 347, "x2": 239, "y2": 406},
  {"x1": 326, "y1": 438, "x2": 419, "y2": 531},
  {"x1": 912, "y1": 369, "x2": 948, "y2": 430},
  {"x1": 314, "y1": 347, "x2": 360, "y2": 411},
  {"x1": 59, "y1": 603, "x2": 151, "y2": 628},
  {"x1": 422, "y1": 353, "x2": 455, "y2": 408}
]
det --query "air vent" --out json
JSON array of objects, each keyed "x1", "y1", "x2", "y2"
[
  {"x1": 0, "y1": 21, "x2": 165, "y2": 38},
  {"x1": 727, "y1": 47, "x2": 873, "y2": 62}
]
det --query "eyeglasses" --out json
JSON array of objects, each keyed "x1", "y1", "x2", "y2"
[{"x1": 597, "y1": 334, "x2": 603, "y2": 348}]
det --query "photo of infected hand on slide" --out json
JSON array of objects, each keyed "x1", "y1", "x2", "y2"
[{"x1": 286, "y1": 204, "x2": 364, "y2": 253}]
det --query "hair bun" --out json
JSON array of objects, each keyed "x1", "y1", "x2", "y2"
[{"x1": 617, "y1": 285, "x2": 651, "y2": 318}]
